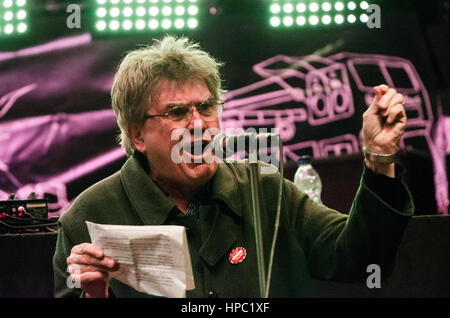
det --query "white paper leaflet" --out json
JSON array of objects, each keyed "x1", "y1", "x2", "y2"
[{"x1": 86, "y1": 221, "x2": 195, "y2": 298}]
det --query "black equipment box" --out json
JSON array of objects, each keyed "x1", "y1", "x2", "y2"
[{"x1": 0, "y1": 199, "x2": 48, "y2": 219}]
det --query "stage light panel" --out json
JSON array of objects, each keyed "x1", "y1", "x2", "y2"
[
  {"x1": 175, "y1": 6, "x2": 184, "y2": 15},
  {"x1": 322, "y1": 2, "x2": 332, "y2": 12},
  {"x1": 296, "y1": 15, "x2": 306, "y2": 25},
  {"x1": 334, "y1": 14, "x2": 344, "y2": 24},
  {"x1": 96, "y1": 20, "x2": 107, "y2": 31},
  {"x1": 16, "y1": 9, "x2": 25, "y2": 19},
  {"x1": 347, "y1": 14, "x2": 356, "y2": 23},
  {"x1": 96, "y1": 7, "x2": 107, "y2": 18},
  {"x1": 94, "y1": 0, "x2": 200, "y2": 33},
  {"x1": 136, "y1": 6, "x2": 146, "y2": 17},
  {"x1": 4, "y1": 10, "x2": 12, "y2": 21},
  {"x1": 309, "y1": 15, "x2": 319, "y2": 25},
  {"x1": 122, "y1": 20, "x2": 132, "y2": 30},
  {"x1": 322, "y1": 15, "x2": 331, "y2": 24},
  {"x1": 109, "y1": 7, "x2": 120, "y2": 17},
  {"x1": 136, "y1": 19, "x2": 146, "y2": 29},
  {"x1": 161, "y1": 18, "x2": 171, "y2": 29},
  {"x1": 109, "y1": 20, "x2": 119, "y2": 30},
  {"x1": 296, "y1": 3, "x2": 306, "y2": 13},
  {"x1": 270, "y1": 4, "x2": 281, "y2": 14},
  {"x1": 162, "y1": 6, "x2": 172, "y2": 16},
  {"x1": 149, "y1": 19, "x2": 158, "y2": 29},
  {"x1": 268, "y1": 0, "x2": 372, "y2": 28},
  {"x1": 283, "y1": 15, "x2": 294, "y2": 26},
  {"x1": 0, "y1": 0, "x2": 28, "y2": 36},
  {"x1": 187, "y1": 17, "x2": 197, "y2": 28},
  {"x1": 348, "y1": 1, "x2": 357, "y2": 10},
  {"x1": 187, "y1": 5, "x2": 198, "y2": 15},
  {"x1": 335, "y1": 2, "x2": 345, "y2": 11},
  {"x1": 360, "y1": 13, "x2": 369, "y2": 22},
  {"x1": 283, "y1": 3, "x2": 294, "y2": 14},
  {"x1": 123, "y1": 7, "x2": 133, "y2": 17},
  {"x1": 270, "y1": 16, "x2": 281, "y2": 27},
  {"x1": 309, "y1": 2, "x2": 319, "y2": 13},
  {"x1": 174, "y1": 18, "x2": 184, "y2": 29}
]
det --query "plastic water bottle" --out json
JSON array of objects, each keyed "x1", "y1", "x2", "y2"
[{"x1": 294, "y1": 155, "x2": 323, "y2": 204}]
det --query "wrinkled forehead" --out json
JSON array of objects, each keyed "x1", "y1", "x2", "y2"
[{"x1": 149, "y1": 78, "x2": 211, "y2": 111}]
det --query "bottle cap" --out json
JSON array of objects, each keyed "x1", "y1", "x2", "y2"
[{"x1": 297, "y1": 155, "x2": 311, "y2": 165}]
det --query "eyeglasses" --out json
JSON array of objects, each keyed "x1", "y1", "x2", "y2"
[{"x1": 144, "y1": 97, "x2": 223, "y2": 122}]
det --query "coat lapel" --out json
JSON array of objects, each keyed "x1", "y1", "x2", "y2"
[
  {"x1": 197, "y1": 204, "x2": 238, "y2": 267},
  {"x1": 197, "y1": 163, "x2": 244, "y2": 267},
  {"x1": 120, "y1": 153, "x2": 176, "y2": 225}
]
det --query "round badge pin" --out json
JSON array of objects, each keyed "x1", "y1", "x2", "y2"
[{"x1": 229, "y1": 247, "x2": 246, "y2": 264}]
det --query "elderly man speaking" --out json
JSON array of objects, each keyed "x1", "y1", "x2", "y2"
[{"x1": 53, "y1": 36, "x2": 413, "y2": 298}]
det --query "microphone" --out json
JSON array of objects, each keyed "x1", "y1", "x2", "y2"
[
  {"x1": 212, "y1": 132, "x2": 278, "y2": 156},
  {"x1": 212, "y1": 132, "x2": 284, "y2": 298}
]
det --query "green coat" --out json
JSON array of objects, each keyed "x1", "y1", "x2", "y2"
[{"x1": 53, "y1": 153, "x2": 414, "y2": 297}]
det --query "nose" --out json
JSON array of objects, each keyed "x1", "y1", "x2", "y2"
[
  {"x1": 186, "y1": 106, "x2": 207, "y2": 132},
  {"x1": 191, "y1": 106, "x2": 203, "y2": 120}
]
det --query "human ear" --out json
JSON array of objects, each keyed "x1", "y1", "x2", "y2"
[{"x1": 127, "y1": 124, "x2": 146, "y2": 153}]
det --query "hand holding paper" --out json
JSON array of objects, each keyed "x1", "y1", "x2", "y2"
[
  {"x1": 86, "y1": 221, "x2": 195, "y2": 298},
  {"x1": 66, "y1": 242, "x2": 119, "y2": 298}
]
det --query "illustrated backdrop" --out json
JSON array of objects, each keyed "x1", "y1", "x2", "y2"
[{"x1": 0, "y1": 3, "x2": 448, "y2": 215}]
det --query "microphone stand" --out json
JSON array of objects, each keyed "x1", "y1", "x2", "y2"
[
  {"x1": 248, "y1": 132, "x2": 266, "y2": 298},
  {"x1": 217, "y1": 132, "x2": 284, "y2": 298}
]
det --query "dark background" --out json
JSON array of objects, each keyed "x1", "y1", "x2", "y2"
[
  {"x1": 0, "y1": 0, "x2": 449, "y2": 299},
  {"x1": 0, "y1": 0, "x2": 448, "y2": 215}
]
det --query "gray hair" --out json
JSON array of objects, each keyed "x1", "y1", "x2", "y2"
[{"x1": 111, "y1": 36, "x2": 225, "y2": 156}]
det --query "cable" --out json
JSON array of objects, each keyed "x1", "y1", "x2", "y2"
[
  {"x1": 0, "y1": 203, "x2": 57, "y2": 233},
  {"x1": 0, "y1": 207, "x2": 58, "y2": 231},
  {"x1": 45, "y1": 227, "x2": 58, "y2": 233},
  {"x1": 0, "y1": 219, "x2": 58, "y2": 229},
  {"x1": 21, "y1": 208, "x2": 55, "y2": 222},
  {"x1": 264, "y1": 137, "x2": 284, "y2": 298}
]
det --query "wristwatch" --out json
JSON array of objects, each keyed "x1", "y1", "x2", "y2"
[{"x1": 363, "y1": 147, "x2": 399, "y2": 164}]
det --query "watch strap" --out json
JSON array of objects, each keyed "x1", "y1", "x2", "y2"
[{"x1": 363, "y1": 147, "x2": 399, "y2": 164}]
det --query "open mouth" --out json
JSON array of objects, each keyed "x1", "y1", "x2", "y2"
[{"x1": 182, "y1": 140, "x2": 213, "y2": 163}]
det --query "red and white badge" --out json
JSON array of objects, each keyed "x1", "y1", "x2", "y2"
[{"x1": 229, "y1": 247, "x2": 246, "y2": 264}]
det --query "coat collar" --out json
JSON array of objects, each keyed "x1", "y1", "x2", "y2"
[
  {"x1": 120, "y1": 152, "x2": 176, "y2": 225},
  {"x1": 120, "y1": 152, "x2": 243, "y2": 225},
  {"x1": 210, "y1": 162, "x2": 243, "y2": 218}
]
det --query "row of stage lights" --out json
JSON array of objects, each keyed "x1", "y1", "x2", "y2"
[
  {"x1": 95, "y1": 0, "x2": 199, "y2": 33},
  {"x1": 95, "y1": 0, "x2": 200, "y2": 32},
  {"x1": 0, "y1": 0, "x2": 27, "y2": 36},
  {"x1": 269, "y1": 1, "x2": 372, "y2": 27},
  {"x1": 0, "y1": 0, "x2": 200, "y2": 36},
  {"x1": 0, "y1": 0, "x2": 374, "y2": 37}
]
